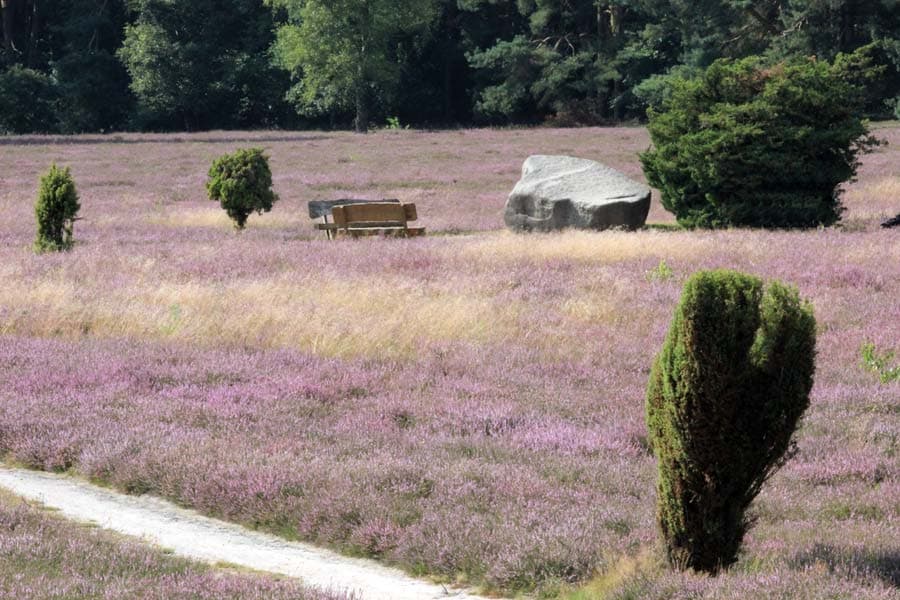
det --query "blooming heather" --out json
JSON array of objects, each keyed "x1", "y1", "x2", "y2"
[
  {"x1": 0, "y1": 491, "x2": 353, "y2": 599},
  {"x1": 0, "y1": 126, "x2": 897, "y2": 596}
]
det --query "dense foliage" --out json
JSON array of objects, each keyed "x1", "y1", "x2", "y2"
[
  {"x1": 119, "y1": 0, "x2": 291, "y2": 130},
  {"x1": 34, "y1": 164, "x2": 80, "y2": 252},
  {"x1": 646, "y1": 270, "x2": 816, "y2": 573},
  {"x1": 0, "y1": 0, "x2": 897, "y2": 131},
  {"x1": 206, "y1": 148, "x2": 278, "y2": 230},
  {"x1": 0, "y1": 65, "x2": 57, "y2": 133},
  {"x1": 640, "y1": 50, "x2": 881, "y2": 228},
  {"x1": 267, "y1": 0, "x2": 438, "y2": 133}
]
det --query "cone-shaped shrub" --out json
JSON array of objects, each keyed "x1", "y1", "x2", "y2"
[
  {"x1": 206, "y1": 148, "x2": 278, "y2": 230},
  {"x1": 646, "y1": 270, "x2": 816, "y2": 573},
  {"x1": 34, "y1": 164, "x2": 80, "y2": 253}
]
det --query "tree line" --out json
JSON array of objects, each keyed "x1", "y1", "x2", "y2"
[{"x1": 1, "y1": 0, "x2": 898, "y2": 134}]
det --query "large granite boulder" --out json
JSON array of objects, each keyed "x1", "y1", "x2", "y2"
[{"x1": 505, "y1": 155, "x2": 651, "y2": 232}]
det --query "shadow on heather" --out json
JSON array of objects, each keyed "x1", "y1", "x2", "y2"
[{"x1": 790, "y1": 544, "x2": 900, "y2": 588}]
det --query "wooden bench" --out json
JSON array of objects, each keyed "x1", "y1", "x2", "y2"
[{"x1": 314, "y1": 202, "x2": 425, "y2": 239}]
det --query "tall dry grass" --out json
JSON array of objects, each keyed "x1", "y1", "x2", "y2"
[{"x1": 0, "y1": 267, "x2": 520, "y2": 359}]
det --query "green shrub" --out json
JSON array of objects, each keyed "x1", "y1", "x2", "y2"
[
  {"x1": 646, "y1": 259, "x2": 674, "y2": 282},
  {"x1": 860, "y1": 342, "x2": 900, "y2": 384},
  {"x1": 640, "y1": 49, "x2": 880, "y2": 229},
  {"x1": 34, "y1": 165, "x2": 80, "y2": 253},
  {"x1": 206, "y1": 148, "x2": 278, "y2": 230},
  {"x1": 646, "y1": 270, "x2": 816, "y2": 573},
  {"x1": 632, "y1": 66, "x2": 700, "y2": 115}
]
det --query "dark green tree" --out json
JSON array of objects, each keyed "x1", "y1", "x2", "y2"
[
  {"x1": 466, "y1": 1, "x2": 637, "y2": 124},
  {"x1": 119, "y1": 0, "x2": 288, "y2": 130},
  {"x1": 647, "y1": 270, "x2": 816, "y2": 573},
  {"x1": 626, "y1": 0, "x2": 779, "y2": 114},
  {"x1": 640, "y1": 49, "x2": 880, "y2": 228},
  {"x1": 0, "y1": 0, "x2": 54, "y2": 69},
  {"x1": 53, "y1": 51, "x2": 132, "y2": 133},
  {"x1": 0, "y1": 64, "x2": 58, "y2": 132},
  {"x1": 774, "y1": 0, "x2": 898, "y2": 58},
  {"x1": 772, "y1": 0, "x2": 900, "y2": 118},
  {"x1": 1, "y1": 0, "x2": 897, "y2": 130},
  {"x1": 0, "y1": 0, "x2": 132, "y2": 133},
  {"x1": 268, "y1": 0, "x2": 439, "y2": 132},
  {"x1": 50, "y1": 0, "x2": 132, "y2": 133}
]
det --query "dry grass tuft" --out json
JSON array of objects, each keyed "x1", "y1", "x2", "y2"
[
  {"x1": 844, "y1": 176, "x2": 900, "y2": 219},
  {"x1": 456, "y1": 230, "x2": 716, "y2": 265},
  {"x1": 564, "y1": 549, "x2": 661, "y2": 600},
  {"x1": 146, "y1": 208, "x2": 306, "y2": 230}
]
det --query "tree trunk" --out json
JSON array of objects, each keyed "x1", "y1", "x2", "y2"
[
  {"x1": 26, "y1": 0, "x2": 39, "y2": 67},
  {"x1": 610, "y1": 4, "x2": 624, "y2": 121},
  {"x1": 354, "y1": 83, "x2": 369, "y2": 134},
  {"x1": 354, "y1": 44, "x2": 368, "y2": 134},
  {"x1": 354, "y1": 3, "x2": 370, "y2": 134},
  {"x1": 87, "y1": 0, "x2": 109, "y2": 52},
  {"x1": 1, "y1": 0, "x2": 16, "y2": 52},
  {"x1": 442, "y1": 2, "x2": 459, "y2": 123},
  {"x1": 609, "y1": 4, "x2": 623, "y2": 42},
  {"x1": 838, "y1": 1, "x2": 850, "y2": 53}
]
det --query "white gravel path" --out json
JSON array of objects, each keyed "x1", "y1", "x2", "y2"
[{"x1": 0, "y1": 467, "x2": 487, "y2": 600}]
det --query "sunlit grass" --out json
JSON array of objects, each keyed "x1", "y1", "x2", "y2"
[
  {"x1": 0, "y1": 270, "x2": 521, "y2": 358},
  {"x1": 455, "y1": 230, "x2": 717, "y2": 265},
  {"x1": 146, "y1": 207, "x2": 308, "y2": 230},
  {"x1": 563, "y1": 550, "x2": 660, "y2": 600},
  {"x1": 843, "y1": 176, "x2": 900, "y2": 219}
]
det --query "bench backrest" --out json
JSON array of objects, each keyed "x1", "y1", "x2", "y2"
[
  {"x1": 308, "y1": 198, "x2": 400, "y2": 219},
  {"x1": 332, "y1": 203, "x2": 417, "y2": 228}
]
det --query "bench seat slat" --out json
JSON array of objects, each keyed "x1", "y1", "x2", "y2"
[{"x1": 342, "y1": 220, "x2": 407, "y2": 228}]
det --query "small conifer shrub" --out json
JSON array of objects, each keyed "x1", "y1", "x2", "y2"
[
  {"x1": 640, "y1": 48, "x2": 881, "y2": 228},
  {"x1": 34, "y1": 164, "x2": 80, "y2": 253},
  {"x1": 646, "y1": 270, "x2": 816, "y2": 573},
  {"x1": 206, "y1": 148, "x2": 278, "y2": 230}
]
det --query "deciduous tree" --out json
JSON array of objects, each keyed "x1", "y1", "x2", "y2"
[{"x1": 268, "y1": 0, "x2": 438, "y2": 132}]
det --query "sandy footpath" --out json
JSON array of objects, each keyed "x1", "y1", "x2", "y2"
[{"x1": 0, "y1": 467, "x2": 486, "y2": 600}]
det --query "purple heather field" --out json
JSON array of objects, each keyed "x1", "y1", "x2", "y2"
[
  {"x1": 0, "y1": 125, "x2": 898, "y2": 597},
  {"x1": 0, "y1": 490, "x2": 351, "y2": 599}
]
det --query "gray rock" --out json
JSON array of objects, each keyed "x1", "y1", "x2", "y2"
[{"x1": 504, "y1": 155, "x2": 651, "y2": 232}]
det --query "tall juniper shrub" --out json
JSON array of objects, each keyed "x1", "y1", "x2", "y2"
[
  {"x1": 646, "y1": 270, "x2": 816, "y2": 573},
  {"x1": 206, "y1": 148, "x2": 278, "y2": 230},
  {"x1": 34, "y1": 165, "x2": 80, "y2": 253},
  {"x1": 640, "y1": 48, "x2": 881, "y2": 228}
]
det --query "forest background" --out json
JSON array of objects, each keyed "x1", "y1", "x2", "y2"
[{"x1": 1, "y1": 0, "x2": 898, "y2": 134}]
